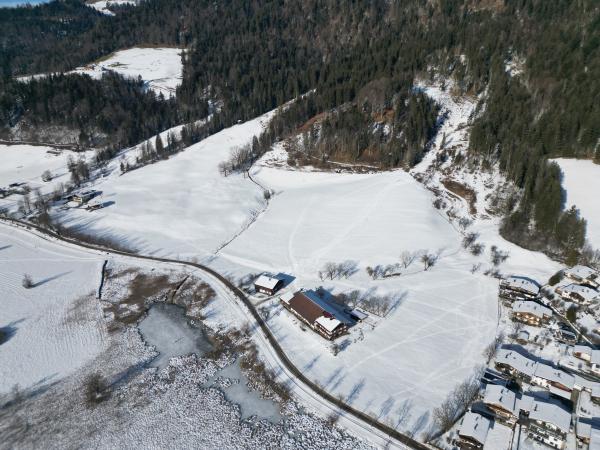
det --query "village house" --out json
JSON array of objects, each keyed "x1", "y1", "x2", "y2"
[
  {"x1": 254, "y1": 274, "x2": 285, "y2": 296},
  {"x1": 531, "y1": 363, "x2": 575, "y2": 397},
  {"x1": 499, "y1": 276, "x2": 540, "y2": 301},
  {"x1": 72, "y1": 190, "x2": 96, "y2": 205},
  {"x1": 526, "y1": 401, "x2": 572, "y2": 449},
  {"x1": 481, "y1": 385, "x2": 517, "y2": 425},
  {"x1": 572, "y1": 345, "x2": 600, "y2": 376},
  {"x1": 482, "y1": 422, "x2": 513, "y2": 450},
  {"x1": 457, "y1": 411, "x2": 491, "y2": 449},
  {"x1": 555, "y1": 283, "x2": 599, "y2": 305},
  {"x1": 280, "y1": 290, "x2": 347, "y2": 340},
  {"x1": 512, "y1": 301, "x2": 552, "y2": 326},
  {"x1": 495, "y1": 348, "x2": 537, "y2": 381},
  {"x1": 576, "y1": 419, "x2": 592, "y2": 447},
  {"x1": 564, "y1": 265, "x2": 599, "y2": 289}
]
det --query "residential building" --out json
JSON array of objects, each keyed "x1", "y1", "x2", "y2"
[
  {"x1": 495, "y1": 348, "x2": 537, "y2": 381},
  {"x1": 527, "y1": 401, "x2": 571, "y2": 449},
  {"x1": 512, "y1": 301, "x2": 552, "y2": 326},
  {"x1": 254, "y1": 274, "x2": 284, "y2": 295},
  {"x1": 531, "y1": 363, "x2": 575, "y2": 395},
  {"x1": 555, "y1": 283, "x2": 599, "y2": 305},
  {"x1": 280, "y1": 290, "x2": 347, "y2": 340},
  {"x1": 564, "y1": 265, "x2": 599, "y2": 289},
  {"x1": 499, "y1": 276, "x2": 540, "y2": 300},
  {"x1": 482, "y1": 385, "x2": 517, "y2": 424},
  {"x1": 457, "y1": 411, "x2": 491, "y2": 449},
  {"x1": 483, "y1": 422, "x2": 513, "y2": 450},
  {"x1": 572, "y1": 345, "x2": 600, "y2": 376}
]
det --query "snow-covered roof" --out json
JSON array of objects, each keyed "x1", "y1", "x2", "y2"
[
  {"x1": 558, "y1": 283, "x2": 599, "y2": 302},
  {"x1": 254, "y1": 274, "x2": 282, "y2": 290},
  {"x1": 279, "y1": 291, "x2": 294, "y2": 304},
  {"x1": 574, "y1": 345, "x2": 592, "y2": 357},
  {"x1": 503, "y1": 276, "x2": 540, "y2": 295},
  {"x1": 350, "y1": 308, "x2": 368, "y2": 320},
  {"x1": 534, "y1": 364, "x2": 575, "y2": 389},
  {"x1": 517, "y1": 394, "x2": 535, "y2": 413},
  {"x1": 512, "y1": 300, "x2": 551, "y2": 318},
  {"x1": 483, "y1": 385, "x2": 516, "y2": 414},
  {"x1": 459, "y1": 411, "x2": 491, "y2": 445},
  {"x1": 483, "y1": 422, "x2": 513, "y2": 450},
  {"x1": 495, "y1": 349, "x2": 537, "y2": 377},
  {"x1": 315, "y1": 316, "x2": 342, "y2": 333},
  {"x1": 565, "y1": 265, "x2": 599, "y2": 281},
  {"x1": 529, "y1": 401, "x2": 571, "y2": 434},
  {"x1": 591, "y1": 427, "x2": 600, "y2": 450},
  {"x1": 576, "y1": 420, "x2": 592, "y2": 440}
]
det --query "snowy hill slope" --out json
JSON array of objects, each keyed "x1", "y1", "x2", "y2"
[
  {"x1": 554, "y1": 158, "x2": 600, "y2": 249},
  {"x1": 59, "y1": 112, "x2": 273, "y2": 258},
  {"x1": 0, "y1": 223, "x2": 106, "y2": 394}
]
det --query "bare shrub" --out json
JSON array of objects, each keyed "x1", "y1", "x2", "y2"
[
  {"x1": 421, "y1": 253, "x2": 437, "y2": 271},
  {"x1": 85, "y1": 372, "x2": 111, "y2": 405},
  {"x1": 22, "y1": 274, "x2": 33, "y2": 289},
  {"x1": 400, "y1": 251, "x2": 417, "y2": 269},
  {"x1": 462, "y1": 232, "x2": 479, "y2": 249},
  {"x1": 470, "y1": 243, "x2": 485, "y2": 256},
  {"x1": 490, "y1": 245, "x2": 509, "y2": 266}
]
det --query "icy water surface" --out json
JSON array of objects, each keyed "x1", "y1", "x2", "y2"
[
  {"x1": 205, "y1": 360, "x2": 282, "y2": 423},
  {"x1": 138, "y1": 302, "x2": 213, "y2": 369},
  {"x1": 139, "y1": 303, "x2": 281, "y2": 423}
]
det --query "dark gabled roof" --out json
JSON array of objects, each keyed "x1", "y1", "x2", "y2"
[{"x1": 288, "y1": 291, "x2": 325, "y2": 324}]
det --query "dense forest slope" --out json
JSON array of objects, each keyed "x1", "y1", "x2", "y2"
[{"x1": 0, "y1": 0, "x2": 599, "y2": 261}]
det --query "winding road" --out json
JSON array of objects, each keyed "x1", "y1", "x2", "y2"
[{"x1": 0, "y1": 217, "x2": 430, "y2": 450}]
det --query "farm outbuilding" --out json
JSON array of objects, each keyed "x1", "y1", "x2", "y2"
[{"x1": 254, "y1": 274, "x2": 284, "y2": 295}]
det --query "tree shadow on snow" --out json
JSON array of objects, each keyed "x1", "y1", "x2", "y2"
[
  {"x1": 0, "y1": 319, "x2": 25, "y2": 345},
  {"x1": 32, "y1": 271, "x2": 72, "y2": 288}
]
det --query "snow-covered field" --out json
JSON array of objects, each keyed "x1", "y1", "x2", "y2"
[
  {"x1": 0, "y1": 144, "x2": 93, "y2": 214},
  {"x1": 0, "y1": 223, "x2": 106, "y2": 394},
  {"x1": 59, "y1": 112, "x2": 271, "y2": 257},
  {"x1": 554, "y1": 158, "x2": 600, "y2": 249},
  {"x1": 88, "y1": 0, "x2": 136, "y2": 15},
  {"x1": 73, "y1": 47, "x2": 183, "y2": 97},
  {"x1": 19, "y1": 47, "x2": 183, "y2": 98}
]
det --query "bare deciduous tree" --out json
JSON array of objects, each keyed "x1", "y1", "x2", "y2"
[{"x1": 400, "y1": 251, "x2": 417, "y2": 269}]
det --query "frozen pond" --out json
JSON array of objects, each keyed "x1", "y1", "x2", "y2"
[
  {"x1": 138, "y1": 303, "x2": 213, "y2": 369},
  {"x1": 205, "y1": 360, "x2": 282, "y2": 423},
  {"x1": 139, "y1": 303, "x2": 281, "y2": 423}
]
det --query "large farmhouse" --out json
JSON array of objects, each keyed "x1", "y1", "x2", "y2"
[
  {"x1": 254, "y1": 274, "x2": 285, "y2": 296},
  {"x1": 280, "y1": 290, "x2": 347, "y2": 340},
  {"x1": 499, "y1": 276, "x2": 540, "y2": 301},
  {"x1": 457, "y1": 411, "x2": 491, "y2": 449},
  {"x1": 564, "y1": 265, "x2": 599, "y2": 289}
]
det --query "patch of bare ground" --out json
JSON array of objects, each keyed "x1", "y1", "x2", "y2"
[
  {"x1": 441, "y1": 178, "x2": 478, "y2": 216},
  {"x1": 101, "y1": 266, "x2": 217, "y2": 331}
]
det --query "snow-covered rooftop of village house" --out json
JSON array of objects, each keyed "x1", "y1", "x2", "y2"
[
  {"x1": 529, "y1": 401, "x2": 571, "y2": 434},
  {"x1": 315, "y1": 316, "x2": 343, "y2": 333},
  {"x1": 565, "y1": 265, "x2": 599, "y2": 281},
  {"x1": 483, "y1": 385, "x2": 517, "y2": 414},
  {"x1": 534, "y1": 363, "x2": 575, "y2": 389},
  {"x1": 512, "y1": 300, "x2": 552, "y2": 318},
  {"x1": 279, "y1": 291, "x2": 294, "y2": 304},
  {"x1": 572, "y1": 345, "x2": 600, "y2": 364},
  {"x1": 503, "y1": 276, "x2": 540, "y2": 295},
  {"x1": 459, "y1": 411, "x2": 491, "y2": 446},
  {"x1": 516, "y1": 394, "x2": 535, "y2": 413},
  {"x1": 496, "y1": 348, "x2": 537, "y2": 377},
  {"x1": 254, "y1": 274, "x2": 282, "y2": 290},
  {"x1": 557, "y1": 283, "x2": 599, "y2": 302},
  {"x1": 349, "y1": 308, "x2": 368, "y2": 320},
  {"x1": 577, "y1": 420, "x2": 592, "y2": 441},
  {"x1": 483, "y1": 422, "x2": 513, "y2": 450},
  {"x1": 591, "y1": 427, "x2": 600, "y2": 449}
]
